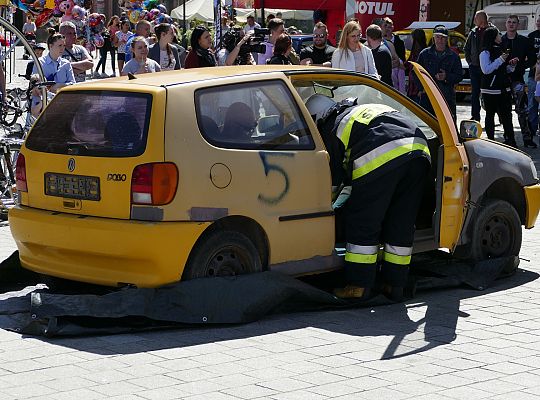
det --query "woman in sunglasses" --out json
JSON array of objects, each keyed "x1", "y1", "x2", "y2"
[{"x1": 331, "y1": 21, "x2": 378, "y2": 78}]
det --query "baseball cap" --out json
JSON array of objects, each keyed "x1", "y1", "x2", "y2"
[
  {"x1": 33, "y1": 42, "x2": 47, "y2": 50},
  {"x1": 433, "y1": 25, "x2": 448, "y2": 37}
]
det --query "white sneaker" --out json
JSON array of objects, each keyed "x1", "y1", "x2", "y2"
[{"x1": 100, "y1": 72, "x2": 109, "y2": 78}]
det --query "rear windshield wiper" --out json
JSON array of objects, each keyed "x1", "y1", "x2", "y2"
[{"x1": 66, "y1": 141, "x2": 93, "y2": 155}]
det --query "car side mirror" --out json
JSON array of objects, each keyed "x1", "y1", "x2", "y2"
[{"x1": 459, "y1": 120, "x2": 482, "y2": 140}]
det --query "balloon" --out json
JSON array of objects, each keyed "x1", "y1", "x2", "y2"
[
  {"x1": 157, "y1": 4, "x2": 166, "y2": 14},
  {"x1": 93, "y1": 34, "x2": 104, "y2": 47},
  {"x1": 128, "y1": 9, "x2": 140, "y2": 24},
  {"x1": 35, "y1": 9, "x2": 54, "y2": 27}
]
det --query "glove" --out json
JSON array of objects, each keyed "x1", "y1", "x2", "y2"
[{"x1": 332, "y1": 185, "x2": 351, "y2": 210}]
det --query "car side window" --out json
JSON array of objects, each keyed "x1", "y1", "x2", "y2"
[
  {"x1": 334, "y1": 85, "x2": 438, "y2": 139},
  {"x1": 195, "y1": 80, "x2": 315, "y2": 150}
]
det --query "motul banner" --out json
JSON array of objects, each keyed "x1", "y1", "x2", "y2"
[{"x1": 346, "y1": 0, "x2": 423, "y2": 30}]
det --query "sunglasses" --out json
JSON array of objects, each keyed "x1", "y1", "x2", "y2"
[{"x1": 313, "y1": 33, "x2": 326, "y2": 38}]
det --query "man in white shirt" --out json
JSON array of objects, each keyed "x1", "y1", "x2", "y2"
[
  {"x1": 243, "y1": 15, "x2": 260, "y2": 34},
  {"x1": 257, "y1": 18, "x2": 285, "y2": 65},
  {"x1": 59, "y1": 21, "x2": 93, "y2": 82}
]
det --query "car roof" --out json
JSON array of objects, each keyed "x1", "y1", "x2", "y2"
[
  {"x1": 405, "y1": 21, "x2": 461, "y2": 30},
  {"x1": 66, "y1": 65, "x2": 332, "y2": 89}
]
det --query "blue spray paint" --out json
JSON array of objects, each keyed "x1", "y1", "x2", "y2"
[{"x1": 258, "y1": 152, "x2": 294, "y2": 204}]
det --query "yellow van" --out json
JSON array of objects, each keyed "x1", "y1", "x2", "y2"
[{"x1": 9, "y1": 65, "x2": 540, "y2": 287}]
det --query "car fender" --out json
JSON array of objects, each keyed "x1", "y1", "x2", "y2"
[{"x1": 459, "y1": 139, "x2": 537, "y2": 244}]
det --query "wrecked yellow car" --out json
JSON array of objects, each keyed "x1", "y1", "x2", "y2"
[{"x1": 8, "y1": 64, "x2": 540, "y2": 287}]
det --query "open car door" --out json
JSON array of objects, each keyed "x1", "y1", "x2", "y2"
[{"x1": 410, "y1": 62, "x2": 470, "y2": 250}]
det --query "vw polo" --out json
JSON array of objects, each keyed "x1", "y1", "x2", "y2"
[{"x1": 9, "y1": 64, "x2": 540, "y2": 287}]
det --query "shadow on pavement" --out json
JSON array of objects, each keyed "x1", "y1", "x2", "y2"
[{"x1": 0, "y1": 250, "x2": 538, "y2": 360}]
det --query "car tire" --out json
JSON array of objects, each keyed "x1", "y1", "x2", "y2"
[
  {"x1": 468, "y1": 199, "x2": 522, "y2": 274},
  {"x1": 183, "y1": 230, "x2": 263, "y2": 280}
]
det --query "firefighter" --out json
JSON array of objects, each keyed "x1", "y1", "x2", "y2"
[{"x1": 306, "y1": 95, "x2": 431, "y2": 301}]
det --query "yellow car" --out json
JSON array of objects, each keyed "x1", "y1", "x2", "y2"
[
  {"x1": 396, "y1": 22, "x2": 471, "y2": 100},
  {"x1": 9, "y1": 64, "x2": 540, "y2": 287}
]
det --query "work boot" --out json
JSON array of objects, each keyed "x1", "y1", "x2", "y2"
[
  {"x1": 524, "y1": 139, "x2": 538, "y2": 149},
  {"x1": 383, "y1": 285, "x2": 405, "y2": 303},
  {"x1": 333, "y1": 285, "x2": 370, "y2": 299}
]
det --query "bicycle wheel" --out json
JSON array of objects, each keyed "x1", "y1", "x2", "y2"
[
  {"x1": 1, "y1": 92, "x2": 23, "y2": 126},
  {"x1": 0, "y1": 17, "x2": 46, "y2": 130}
]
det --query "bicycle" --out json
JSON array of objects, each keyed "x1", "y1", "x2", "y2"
[{"x1": 0, "y1": 81, "x2": 54, "y2": 217}]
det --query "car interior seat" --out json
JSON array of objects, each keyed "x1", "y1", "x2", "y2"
[{"x1": 104, "y1": 112, "x2": 141, "y2": 151}]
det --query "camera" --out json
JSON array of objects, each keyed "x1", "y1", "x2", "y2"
[{"x1": 222, "y1": 28, "x2": 267, "y2": 64}]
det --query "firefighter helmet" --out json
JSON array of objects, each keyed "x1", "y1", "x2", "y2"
[{"x1": 306, "y1": 94, "x2": 336, "y2": 123}]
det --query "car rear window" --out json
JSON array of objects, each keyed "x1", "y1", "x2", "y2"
[{"x1": 25, "y1": 91, "x2": 152, "y2": 157}]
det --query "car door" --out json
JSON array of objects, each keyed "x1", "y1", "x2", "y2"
[
  {"x1": 181, "y1": 75, "x2": 336, "y2": 272},
  {"x1": 410, "y1": 62, "x2": 470, "y2": 250}
]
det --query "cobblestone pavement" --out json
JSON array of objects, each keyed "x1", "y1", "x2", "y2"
[{"x1": 1, "y1": 54, "x2": 540, "y2": 398}]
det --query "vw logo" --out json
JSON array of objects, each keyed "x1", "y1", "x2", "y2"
[{"x1": 67, "y1": 158, "x2": 76, "y2": 172}]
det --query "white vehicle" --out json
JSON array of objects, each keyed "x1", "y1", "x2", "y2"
[{"x1": 484, "y1": 1, "x2": 540, "y2": 35}]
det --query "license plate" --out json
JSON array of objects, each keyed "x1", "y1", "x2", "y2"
[
  {"x1": 456, "y1": 84, "x2": 471, "y2": 93},
  {"x1": 45, "y1": 173, "x2": 100, "y2": 201}
]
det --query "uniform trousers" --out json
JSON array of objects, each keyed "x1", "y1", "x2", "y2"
[{"x1": 344, "y1": 157, "x2": 429, "y2": 288}]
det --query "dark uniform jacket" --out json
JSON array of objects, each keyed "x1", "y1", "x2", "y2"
[{"x1": 319, "y1": 102, "x2": 431, "y2": 188}]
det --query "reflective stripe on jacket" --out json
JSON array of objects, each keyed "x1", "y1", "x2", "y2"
[{"x1": 334, "y1": 104, "x2": 431, "y2": 184}]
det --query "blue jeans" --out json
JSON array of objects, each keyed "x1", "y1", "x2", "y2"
[
  {"x1": 469, "y1": 65, "x2": 482, "y2": 121},
  {"x1": 527, "y1": 77, "x2": 538, "y2": 136}
]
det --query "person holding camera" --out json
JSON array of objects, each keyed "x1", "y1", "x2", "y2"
[
  {"x1": 217, "y1": 29, "x2": 256, "y2": 66},
  {"x1": 480, "y1": 27, "x2": 516, "y2": 146},
  {"x1": 417, "y1": 25, "x2": 462, "y2": 121},
  {"x1": 257, "y1": 18, "x2": 285, "y2": 65},
  {"x1": 268, "y1": 33, "x2": 293, "y2": 65},
  {"x1": 502, "y1": 14, "x2": 537, "y2": 148}
]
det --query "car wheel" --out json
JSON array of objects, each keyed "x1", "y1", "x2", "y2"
[
  {"x1": 183, "y1": 230, "x2": 263, "y2": 280},
  {"x1": 469, "y1": 199, "x2": 522, "y2": 274}
]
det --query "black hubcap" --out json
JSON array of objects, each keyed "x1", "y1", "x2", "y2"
[
  {"x1": 204, "y1": 245, "x2": 251, "y2": 277},
  {"x1": 480, "y1": 213, "x2": 513, "y2": 258}
]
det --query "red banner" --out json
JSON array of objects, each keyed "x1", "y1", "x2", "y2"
[{"x1": 346, "y1": 0, "x2": 421, "y2": 30}]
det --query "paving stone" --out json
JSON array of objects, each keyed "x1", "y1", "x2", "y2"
[
  {"x1": 258, "y1": 377, "x2": 313, "y2": 392},
  {"x1": 306, "y1": 382, "x2": 362, "y2": 397},
  {"x1": 221, "y1": 384, "x2": 279, "y2": 399}
]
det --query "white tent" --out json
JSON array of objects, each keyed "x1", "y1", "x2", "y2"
[
  {"x1": 171, "y1": 0, "x2": 314, "y2": 23},
  {"x1": 171, "y1": 0, "x2": 214, "y2": 22}
]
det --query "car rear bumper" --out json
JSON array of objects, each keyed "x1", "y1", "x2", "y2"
[
  {"x1": 456, "y1": 79, "x2": 471, "y2": 94},
  {"x1": 9, "y1": 205, "x2": 210, "y2": 287},
  {"x1": 524, "y1": 183, "x2": 540, "y2": 228}
]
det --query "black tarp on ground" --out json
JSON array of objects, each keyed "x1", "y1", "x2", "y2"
[{"x1": 0, "y1": 251, "x2": 515, "y2": 337}]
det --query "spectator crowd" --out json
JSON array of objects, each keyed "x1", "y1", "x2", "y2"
[{"x1": 23, "y1": 9, "x2": 540, "y2": 148}]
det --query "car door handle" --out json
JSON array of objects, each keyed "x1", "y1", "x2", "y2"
[{"x1": 444, "y1": 176, "x2": 452, "y2": 182}]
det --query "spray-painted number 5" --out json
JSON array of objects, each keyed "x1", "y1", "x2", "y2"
[{"x1": 258, "y1": 152, "x2": 293, "y2": 204}]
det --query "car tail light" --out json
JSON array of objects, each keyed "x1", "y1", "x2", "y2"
[
  {"x1": 15, "y1": 153, "x2": 27, "y2": 192},
  {"x1": 131, "y1": 162, "x2": 178, "y2": 205}
]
